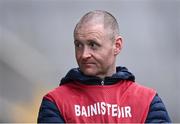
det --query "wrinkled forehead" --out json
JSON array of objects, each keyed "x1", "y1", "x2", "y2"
[
  {"x1": 75, "y1": 20, "x2": 104, "y2": 33},
  {"x1": 74, "y1": 24, "x2": 106, "y2": 43},
  {"x1": 75, "y1": 23, "x2": 104, "y2": 34}
]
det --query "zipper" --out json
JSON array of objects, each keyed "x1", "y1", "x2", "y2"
[{"x1": 101, "y1": 80, "x2": 104, "y2": 85}]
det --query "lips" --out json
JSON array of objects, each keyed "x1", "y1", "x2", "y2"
[
  {"x1": 82, "y1": 62, "x2": 95, "y2": 67},
  {"x1": 83, "y1": 63, "x2": 95, "y2": 65}
]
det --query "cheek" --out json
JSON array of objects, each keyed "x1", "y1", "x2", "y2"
[
  {"x1": 100, "y1": 49, "x2": 115, "y2": 64},
  {"x1": 103, "y1": 48, "x2": 114, "y2": 58},
  {"x1": 75, "y1": 49, "x2": 84, "y2": 58},
  {"x1": 75, "y1": 51, "x2": 81, "y2": 62},
  {"x1": 95, "y1": 52, "x2": 112, "y2": 65}
]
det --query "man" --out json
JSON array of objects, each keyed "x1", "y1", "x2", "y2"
[{"x1": 38, "y1": 10, "x2": 171, "y2": 123}]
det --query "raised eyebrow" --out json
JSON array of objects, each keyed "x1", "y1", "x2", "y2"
[
  {"x1": 87, "y1": 38, "x2": 98, "y2": 42},
  {"x1": 87, "y1": 39, "x2": 101, "y2": 46},
  {"x1": 74, "y1": 40, "x2": 81, "y2": 44}
]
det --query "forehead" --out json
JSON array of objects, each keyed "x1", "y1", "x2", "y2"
[
  {"x1": 74, "y1": 24, "x2": 105, "y2": 39},
  {"x1": 76, "y1": 23, "x2": 104, "y2": 33}
]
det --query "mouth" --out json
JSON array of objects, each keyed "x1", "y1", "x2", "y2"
[{"x1": 82, "y1": 62, "x2": 95, "y2": 67}]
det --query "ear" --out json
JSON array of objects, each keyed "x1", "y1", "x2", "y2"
[{"x1": 114, "y1": 35, "x2": 123, "y2": 55}]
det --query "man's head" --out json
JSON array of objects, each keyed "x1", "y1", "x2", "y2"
[{"x1": 74, "y1": 10, "x2": 123, "y2": 79}]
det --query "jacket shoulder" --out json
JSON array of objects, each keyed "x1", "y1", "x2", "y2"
[
  {"x1": 37, "y1": 98, "x2": 65, "y2": 123},
  {"x1": 145, "y1": 94, "x2": 171, "y2": 123}
]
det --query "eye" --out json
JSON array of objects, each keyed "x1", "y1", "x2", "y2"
[
  {"x1": 74, "y1": 41, "x2": 83, "y2": 48},
  {"x1": 89, "y1": 42, "x2": 96, "y2": 48},
  {"x1": 88, "y1": 41, "x2": 100, "y2": 49}
]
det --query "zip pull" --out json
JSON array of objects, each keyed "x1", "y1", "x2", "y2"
[{"x1": 101, "y1": 80, "x2": 104, "y2": 85}]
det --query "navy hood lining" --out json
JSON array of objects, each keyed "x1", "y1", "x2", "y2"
[{"x1": 60, "y1": 66, "x2": 135, "y2": 85}]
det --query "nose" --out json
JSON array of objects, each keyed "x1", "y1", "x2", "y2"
[{"x1": 81, "y1": 47, "x2": 91, "y2": 59}]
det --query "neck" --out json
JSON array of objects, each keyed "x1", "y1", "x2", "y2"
[{"x1": 97, "y1": 66, "x2": 116, "y2": 79}]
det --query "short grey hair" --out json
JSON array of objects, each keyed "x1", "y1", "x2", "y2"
[{"x1": 74, "y1": 10, "x2": 120, "y2": 41}]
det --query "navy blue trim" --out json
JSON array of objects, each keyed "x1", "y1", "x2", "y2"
[
  {"x1": 145, "y1": 94, "x2": 171, "y2": 123},
  {"x1": 60, "y1": 66, "x2": 135, "y2": 85},
  {"x1": 37, "y1": 98, "x2": 65, "y2": 123}
]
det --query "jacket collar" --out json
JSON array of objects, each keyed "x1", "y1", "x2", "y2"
[{"x1": 60, "y1": 66, "x2": 135, "y2": 85}]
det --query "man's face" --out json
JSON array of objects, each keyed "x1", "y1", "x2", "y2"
[{"x1": 74, "y1": 24, "x2": 117, "y2": 78}]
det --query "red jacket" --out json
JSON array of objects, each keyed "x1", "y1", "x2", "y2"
[
  {"x1": 38, "y1": 67, "x2": 171, "y2": 123},
  {"x1": 45, "y1": 80, "x2": 156, "y2": 123}
]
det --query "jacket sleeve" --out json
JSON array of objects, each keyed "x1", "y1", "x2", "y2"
[
  {"x1": 37, "y1": 98, "x2": 65, "y2": 123},
  {"x1": 145, "y1": 94, "x2": 172, "y2": 123}
]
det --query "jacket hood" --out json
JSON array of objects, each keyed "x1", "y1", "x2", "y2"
[{"x1": 60, "y1": 66, "x2": 135, "y2": 85}]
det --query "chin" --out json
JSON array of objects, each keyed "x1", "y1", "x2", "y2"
[{"x1": 82, "y1": 69, "x2": 97, "y2": 77}]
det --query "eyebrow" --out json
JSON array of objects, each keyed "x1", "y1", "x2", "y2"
[
  {"x1": 74, "y1": 40, "x2": 81, "y2": 43},
  {"x1": 74, "y1": 37, "x2": 98, "y2": 43},
  {"x1": 87, "y1": 39, "x2": 101, "y2": 46},
  {"x1": 87, "y1": 38, "x2": 97, "y2": 42}
]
